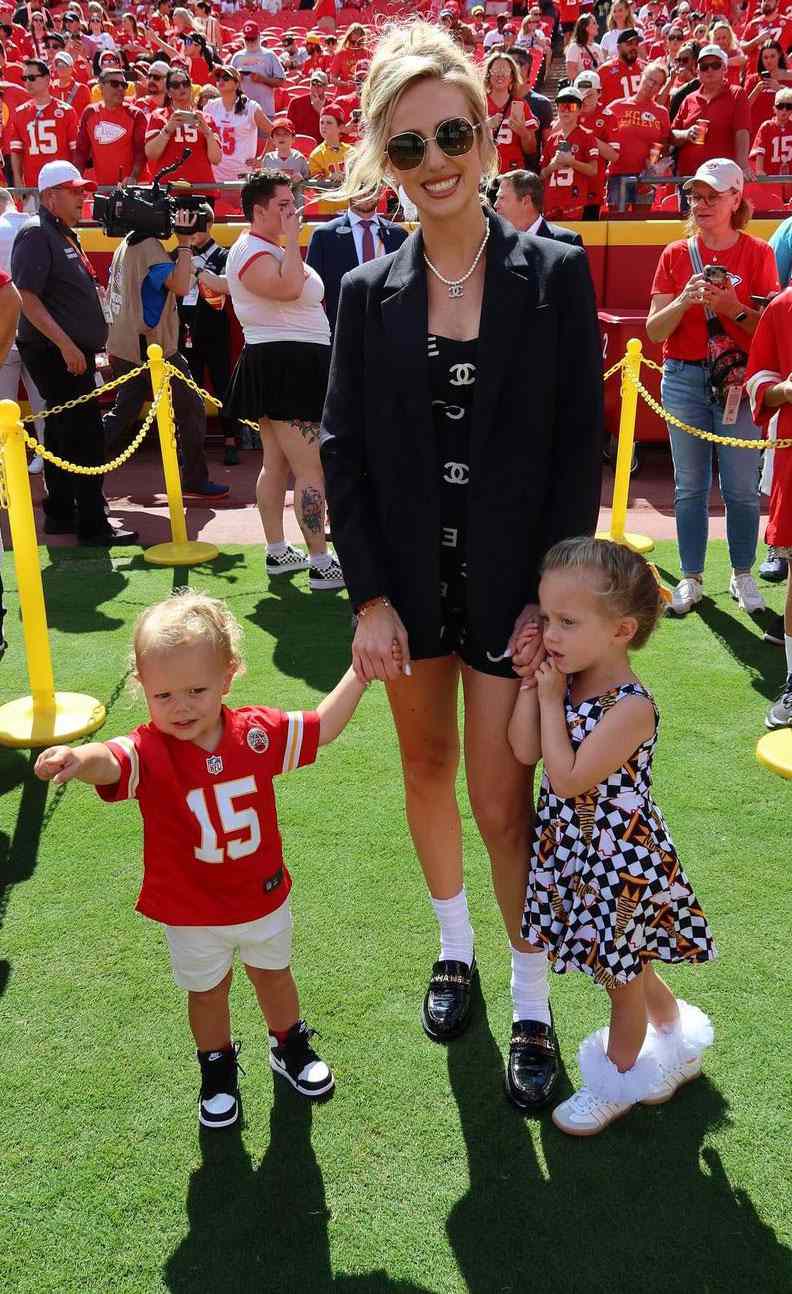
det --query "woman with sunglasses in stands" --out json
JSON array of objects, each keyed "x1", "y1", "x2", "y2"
[
  {"x1": 203, "y1": 64, "x2": 272, "y2": 214},
  {"x1": 145, "y1": 67, "x2": 221, "y2": 185},
  {"x1": 320, "y1": 21, "x2": 602, "y2": 1112},
  {"x1": 745, "y1": 40, "x2": 792, "y2": 138},
  {"x1": 483, "y1": 51, "x2": 538, "y2": 174},
  {"x1": 329, "y1": 23, "x2": 368, "y2": 91}
]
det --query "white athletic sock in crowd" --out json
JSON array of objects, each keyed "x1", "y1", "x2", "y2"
[
  {"x1": 510, "y1": 945, "x2": 551, "y2": 1026},
  {"x1": 785, "y1": 633, "x2": 792, "y2": 675},
  {"x1": 267, "y1": 540, "x2": 288, "y2": 556},
  {"x1": 311, "y1": 552, "x2": 332, "y2": 570},
  {"x1": 431, "y1": 889, "x2": 474, "y2": 967}
]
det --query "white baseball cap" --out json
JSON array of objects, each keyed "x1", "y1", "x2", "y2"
[
  {"x1": 697, "y1": 44, "x2": 728, "y2": 64},
  {"x1": 574, "y1": 69, "x2": 601, "y2": 91},
  {"x1": 684, "y1": 157, "x2": 744, "y2": 194},
  {"x1": 37, "y1": 160, "x2": 95, "y2": 193},
  {"x1": 52, "y1": 51, "x2": 74, "y2": 67}
]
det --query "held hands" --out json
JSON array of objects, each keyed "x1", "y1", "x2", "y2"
[
  {"x1": 352, "y1": 602, "x2": 412, "y2": 683},
  {"x1": 509, "y1": 603, "x2": 546, "y2": 680},
  {"x1": 34, "y1": 745, "x2": 83, "y2": 785},
  {"x1": 535, "y1": 657, "x2": 567, "y2": 703}
]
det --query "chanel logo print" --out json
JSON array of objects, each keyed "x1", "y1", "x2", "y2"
[
  {"x1": 449, "y1": 362, "x2": 476, "y2": 387},
  {"x1": 443, "y1": 461, "x2": 470, "y2": 485},
  {"x1": 432, "y1": 400, "x2": 465, "y2": 420},
  {"x1": 427, "y1": 335, "x2": 440, "y2": 358},
  {"x1": 442, "y1": 526, "x2": 458, "y2": 548}
]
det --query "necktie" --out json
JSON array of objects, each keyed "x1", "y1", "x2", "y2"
[{"x1": 360, "y1": 219, "x2": 376, "y2": 263}]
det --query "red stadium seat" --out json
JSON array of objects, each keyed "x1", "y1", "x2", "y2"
[
  {"x1": 743, "y1": 183, "x2": 785, "y2": 213},
  {"x1": 294, "y1": 133, "x2": 318, "y2": 156}
]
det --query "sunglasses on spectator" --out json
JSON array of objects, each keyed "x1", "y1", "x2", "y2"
[
  {"x1": 386, "y1": 116, "x2": 481, "y2": 170},
  {"x1": 777, "y1": 102, "x2": 792, "y2": 109},
  {"x1": 698, "y1": 59, "x2": 722, "y2": 70},
  {"x1": 22, "y1": 71, "x2": 46, "y2": 80},
  {"x1": 103, "y1": 78, "x2": 125, "y2": 87},
  {"x1": 169, "y1": 78, "x2": 191, "y2": 87}
]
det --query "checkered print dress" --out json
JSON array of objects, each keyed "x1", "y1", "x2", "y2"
[{"x1": 522, "y1": 683, "x2": 716, "y2": 989}]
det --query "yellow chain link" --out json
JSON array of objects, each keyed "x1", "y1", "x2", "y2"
[
  {"x1": 19, "y1": 376, "x2": 168, "y2": 476},
  {"x1": 603, "y1": 357, "x2": 626, "y2": 382},
  {"x1": 165, "y1": 362, "x2": 260, "y2": 433},
  {"x1": 19, "y1": 360, "x2": 150, "y2": 426},
  {"x1": 631, "y1": 371, "x2": 792, "y2": 449}
]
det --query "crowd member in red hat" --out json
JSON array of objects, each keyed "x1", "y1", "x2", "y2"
[
  {"x1": 230, "y1": 21, "x2": 284, "y2": 118},
  {"x1": 288, "y1": 67, "x2": 329, "y2": 142},
  {"x1": 75, "y1": 65, "x2": 146, "y2": 185},
  {"x1": 261, "y1": 115, "x2": 309, "y2": 204},
  {"x1": 540, "y1": 85, "x2": 597, "y2": 219},
  {"x1": 9, "y1": 59, "x2": 78, "y2": 194},
  {"x1": 307, "y1": 101, "x2": 350, "y2": 213},
  {"x1": 145, "y1": 66, "x2": 221, "y2": 184},
  {"x1": 484, "y1": 52, "x2": 538, "y2": 173}
]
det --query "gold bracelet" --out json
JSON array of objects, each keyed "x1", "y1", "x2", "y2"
[{"x1": 356, "y1": 596, "x2": 391, "y2": 617}]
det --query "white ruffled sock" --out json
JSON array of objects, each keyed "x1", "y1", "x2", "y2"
[
  {"x1": 649, "y1": 999, "x2": 714, "y2": 1067},
  {"x1": 577, "y1": 1025, "x2": 662, "y2": 1105}
]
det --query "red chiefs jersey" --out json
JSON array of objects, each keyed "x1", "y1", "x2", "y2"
[
  {"x1": 598, "y1": 57, "x2": 646, "y2": 108},
  {"x1": 742, "y1": 13, "x2": 792, "y2": 47},
  {"x1": 541, "y1": 124, "x2": 597, "y2": 217},
  {"x1": 97, "y1": 705, "x2": 321, "y2": 926},
  {"x1": 487, "y1": 93, "x2": 537, "y2": 173},
  {"x1": 750, "y1": 117, "x2": 792, "y2": 183},
  {"x1": 76, "y1": 102, "x2": 147, "y2": 184},
  {"x1": 746, "y1": 288, "x2": 792, "y2": 546},
  {"x1": 580, "y1": 106, "x2": 611, "y2": 203},
  {"x1": 146, "y1": 107, "x2": 218, "y2": 183},
  {"x1": 8, "y1": 97, "x2": 78, "y2": 185},
  {"x1": 604, "y1": 95, "x2": 670, "y2": 174}
]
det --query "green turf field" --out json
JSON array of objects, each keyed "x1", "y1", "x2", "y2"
[{"x1": 1, "y1": 540, "x2": 791, "y2": 1294}]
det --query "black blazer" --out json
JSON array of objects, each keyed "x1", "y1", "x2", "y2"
[
  {"x1": 535, "y1": 217, "x2": 584, "y2": 247},
  {"x1": 305, "y1": 213, "x2": 408, "y2": 334},
  {"x1": 320, "y1": 211, "x2": 603, "y2": 662}
]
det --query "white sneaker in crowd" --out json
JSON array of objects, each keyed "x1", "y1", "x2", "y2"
[
  {"x1": 729, "y1": 572, "x2": 766, "y2": 614},
  {"x1": 552, "y1": 1087, "x2": 634, "y2": 1136},
  {"x1": 670, "y1": 577, "x2": 703, "y2": 616},
  {"x1": 28, "y1": 454, "x2": 43, "y2": 475}
]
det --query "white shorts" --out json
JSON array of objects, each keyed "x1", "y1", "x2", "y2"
[{"x1": 164, "y1": 901, "x2": 293, "y2": 991}]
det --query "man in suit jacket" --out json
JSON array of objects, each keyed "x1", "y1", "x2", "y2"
[
  {"x1": 305, "y1": 201, "x2": 409, "y2": 334},
  {"x1": 494, "y1": 169, "x2": 584, "y2": 246}
]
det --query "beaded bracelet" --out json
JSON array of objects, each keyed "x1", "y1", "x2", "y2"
[{"x1": 356, "y1": 596, "x2": 391, "y2": 617}]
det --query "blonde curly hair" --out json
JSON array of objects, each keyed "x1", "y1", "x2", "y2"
[{"x1": 132, "y1": 588, "x2": 245, "y2": 678}]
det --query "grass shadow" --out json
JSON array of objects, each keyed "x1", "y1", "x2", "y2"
[
  {"x1": 163, "y1": 1079, "x2": 435, "y2": 1294},
  {"x1": 41, "y1": 550, "x2": 129, "y2": 633},
  {"x1": 247, "y1": 577, "x2": 352, "y2": 694},
  {"x1": 446, "y1": 994, "x2": 792, "y2": 1294},
  {"x1": 0, "y1": 749, "x2": 56, "y2": 1001}
]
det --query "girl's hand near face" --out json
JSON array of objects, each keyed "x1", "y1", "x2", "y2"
[{"x1": 535, "y1": 657, "x2": 567, "y2": 704}]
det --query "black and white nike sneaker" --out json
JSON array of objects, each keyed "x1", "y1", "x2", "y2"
[
  {"x1": 269, "y1": 1020, "x2": 335, "y2": 1099},
  {"x1": 197, "y1": 1041, "x2": 243, "y2": 1130},
  {"x1": 308, "y1": 557, "x2": 345, "y2": 591},
  {"x1": 266, "y1": 545, "x2": 310, "y2": 577}
]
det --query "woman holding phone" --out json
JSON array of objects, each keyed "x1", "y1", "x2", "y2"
[
  {"x1": 144, "y1": 69, "x2": 222, "y2": 186},
  {"x1": 647, "y1": 158, "x2": 779, "y2": 616},
  {"x1": 320, "y1": 21, "x2": 603, "y2": 1110}
]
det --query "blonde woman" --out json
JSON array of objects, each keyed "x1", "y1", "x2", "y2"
[
  {"x1": 600, "y1": 0, "x2": 642, "y2": 58},
  {"x1": 483, "y1": 51, "x2": 537, "y2": 173},
  {"x1": 320, "y1": 21, "x2": 603, "y2": 1111},
  {"x1": 710, "y1": 20, "x2": 747, "y2": 86}
]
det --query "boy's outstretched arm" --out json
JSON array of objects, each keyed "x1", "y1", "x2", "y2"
[
  {"x1": 34, "y1": 742, "x2": 121, "y2": 787},
  {"x1": 317, "y1": 666, "x2": 368, "y2": 747}
]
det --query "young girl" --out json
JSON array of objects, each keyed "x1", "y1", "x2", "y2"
[
  {"x1": 35, "y1": 590, "x2": 368, "y2": 1132},
  {"x1": 509, "y1": 538, "x2": 716, "y2": 1136}
]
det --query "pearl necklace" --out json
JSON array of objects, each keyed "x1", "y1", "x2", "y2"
[{"x1": 424, "y1": 222, "x2": 490, "y2": 299}]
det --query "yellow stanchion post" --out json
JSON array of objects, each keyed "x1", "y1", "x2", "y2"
[
  {"x1": 143, "y1": 344, "x2": 218, "y2": 567},
  {"x1": 755, "y1": 730, "x2": 792, "y2": 779},
  {"x1": 0, "y1": 400, "x2": 106, "y2": 748},
  {"x1": 597, "y1": 338, "x2": 655, "y2": 556}
]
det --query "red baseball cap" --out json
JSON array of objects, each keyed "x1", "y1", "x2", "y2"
[
  {"x1": 320, "y1": 102, "x2": 345, "y2": 124},
  {"x1": 271, "y1": 115, "x2": 295, "y2": 132},
  {"x1": 242, "y1": 21, "x2": 259, "y2": 37}
]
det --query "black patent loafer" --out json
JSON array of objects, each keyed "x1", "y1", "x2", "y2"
[
  {"x1": 421, "y1": 956, "x2": 476, "y2": 1043},
  {"x1": 505, "y1": 1016, "x2": 560, "y2": 1112}
]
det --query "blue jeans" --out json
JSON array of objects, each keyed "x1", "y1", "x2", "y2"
[{"x1": 661, "y1": 359, "x2": 762, "y2": 575}]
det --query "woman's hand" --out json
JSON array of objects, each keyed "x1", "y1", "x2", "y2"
[
  {"x1": 679, "y1": 272, "x2": 707, "y2": 309},
  {"x1": 352, "y1": 602, "x2": 412, "y2": 683},
  {"x1": 702, "y1": 278, "x2": 743, "y2": 317},
  {"x1": 509, "y1": 603, "x2": 546, "y2": 679},
  {"x1": 535, "y1": 658, "x2": 566, "y2": 704}
]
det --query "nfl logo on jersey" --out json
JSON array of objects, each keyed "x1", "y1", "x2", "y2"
[{"x1": 206, "y1": 754, "x2": 224, "y2": 775}]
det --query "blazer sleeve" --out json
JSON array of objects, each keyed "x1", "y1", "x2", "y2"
[
  {"x1": 320, "y1": 272, "x2": 390, "y2": 608},
  {"x1": 542, "y1": 247, "x2": 603, "y2": 567}
]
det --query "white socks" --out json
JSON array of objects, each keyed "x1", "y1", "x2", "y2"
[
  {"x1": 310, "y1": 552, "x2": 332, "y2": 570},
  {"x1": 430, "y1": 889, "x2": 474, "y2": 967},
  {"x1": 267, "y1": 540, "x2": 288, "y2": 555},
  {"x1": 785, "y1": 633, "x2": 792, "y2": 675},
  {"x1": 510, "y1": 945, "x2": 551, "y2": 1026}
]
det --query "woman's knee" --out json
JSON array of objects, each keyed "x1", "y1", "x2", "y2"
[
  {"x1": 401, "y1": 740, "x2": 460, "y2": 797},
  {"x1": 470, "y1": 788, "x2": 531, "y2": 852}
]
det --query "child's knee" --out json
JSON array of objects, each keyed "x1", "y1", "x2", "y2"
[
  {"x1": 189, "y1": 968, "x2": 233, "y2": 1001},
  {"x1": 244, "y1": 962, "x2": 292, "y2": 989}
]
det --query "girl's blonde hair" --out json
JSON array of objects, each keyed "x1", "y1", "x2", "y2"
[
  {"x1": 541, "y1": 537, "x2": 665, "y2": 649},
  {"x1": 343, "y1": 20, "x2": 497, "y2": 206},
  {"x1": 606, "y1": 0, "x2": 636, "y2": 29},
  {"x1": 483, "y1": 50, "x2": 524, "y2": 95},
  {"x1": 337, "y1": 21, "x2": 366, "y2": 50},
  {"x1": 132, "y1": 589, "x2": 245, "y2": 676}
]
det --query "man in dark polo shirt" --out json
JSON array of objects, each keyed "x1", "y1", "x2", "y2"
[{"x1": 11, "y1": 160, "x2": 137, "y2": 545}]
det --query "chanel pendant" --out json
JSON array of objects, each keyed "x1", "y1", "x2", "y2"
[{"x1": 448, "y1": 283, "x2": 464, "y2": 299}]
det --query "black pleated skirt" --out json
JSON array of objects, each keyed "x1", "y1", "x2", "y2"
[{"x1": 224, "y1": 340, "x2": 330, "y2": 424}]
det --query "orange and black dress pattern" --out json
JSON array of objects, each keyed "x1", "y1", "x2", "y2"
[{"x1": 522, "y1": 683, "x2": 716, "y2": 989}]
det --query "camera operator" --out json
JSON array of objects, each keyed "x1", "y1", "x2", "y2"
[
  {"x1": 102, "y1": 204, "x2": 229, "y2": 500},
  {"x1": 11, "y1": 160, "x2": 138, "y2": 547}
]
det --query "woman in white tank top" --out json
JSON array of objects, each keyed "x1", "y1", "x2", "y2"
[
  {"x1": 201, "y1": 169, "x2": 343, "y2": 590},
  {"x1": 203, "y1": 66, "x2": 273, "y2": 215}
]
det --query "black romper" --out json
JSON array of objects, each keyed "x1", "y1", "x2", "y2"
[{"x1": 428, "y1": 333, "x2": 515, "y2": 679}]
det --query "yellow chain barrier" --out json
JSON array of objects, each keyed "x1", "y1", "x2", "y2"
[{"x1": 19, "y1": 360, "x2": 149, "y2": 426}]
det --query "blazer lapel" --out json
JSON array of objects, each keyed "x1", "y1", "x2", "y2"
[{"x1": 379, "y1": 230, "x2": 435, "y2": 478}]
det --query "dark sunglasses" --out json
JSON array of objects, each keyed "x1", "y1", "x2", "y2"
[
  {"x1": 22, "y1": 71, "x2": 46, "y2": 80},
  {"x1": 149, "y1": 73, "x2": 165, "y2": 80},
  {"x1": 698, "y1": 59, "x2": 722, "y2": 70},
  {"x1": 168, "y1": 78, "x2": 191, "y2": 88},
  {"x1": 386, "y1": 116, "x2": 480, "y2": 170},
  {"x1": 103, "y1": 78, "x2": 126, "y2": 87},
  {"x1": 777, "y1": 102, "x2": 792, "y2": 109}
]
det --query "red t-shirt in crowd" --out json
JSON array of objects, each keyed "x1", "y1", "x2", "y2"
[
  {"x1": 8, "y1": 97, "x2": 78, "y2": 186},
  {"x1": 558, "y1": 0, "x2": 582, "y2": 24},
  {"x1": 580, "y1": 105, "x2": 610, "y2": 203},
  {"x1": 745, "y1": 288, "x2": 792, "y2": 546},
  {"x1": 598, "y1": 57, "x2": 646, "y2": 108},
  {"x1": 146, "y1": 106, "x2": 218, "y2": 183},
  {"x1": 541, "y1": 124, "x2": 597, "y2": 217},
  {"x1": 97, "y1": 705, "x2": 321, "y2": 926},
  {"x1": 744, "y1": 73, "x2": 781, "y2": 138},
  {"x1": 76, "y1": 101, "x2": 147, "y2": 184},
  {"x1": 750, "y1": 117, "x2": 792, "y2": 172},
  {"x1": 1, "y1": 60, "x2": 24, "y2": 86},
  {"x1": 487, "y1": 93, "x2": 537, "y2": 172},
  {"x1": 604, "y1": 95, "x2": 670, "y2": 174},
  {"x1": 674, "y1": 85, "x2": 751, "y2": 175},
  {"x1": 650, "y1": 233, "x2": 780, "y2": 360},
  {"x1": 288, "y1": 93, "x2": 322, "y2": 142}
]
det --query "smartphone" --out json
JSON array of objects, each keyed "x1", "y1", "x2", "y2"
[
  {"x1": 557, "y1": 140, "x2": 572, "y2": 153},
  {"x1": 760, "y1": 69, "x2": 770, "y2": 78},
  {"x1": 703, "y1": 264, "x2": 729, "y2": 287}
]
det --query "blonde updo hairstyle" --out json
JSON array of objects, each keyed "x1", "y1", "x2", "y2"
[
  {"x1": 343, "y1": 20, "x2": 498, "y2": 207},
  {"x1": 132, "y1": 588, "x2": 245, "y2": 682},
  {"x1": 541, "y1": 537, "x2": 665, "y2": 649}
]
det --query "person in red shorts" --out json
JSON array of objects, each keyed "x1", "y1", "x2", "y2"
[
  {"x1": 604, "y1": 61, "x2": 670, "y2": 209},
  {"x1": 598, "y1": 28, "x2": 646, "y2": 107},
  {"x1": 540, "y1": 85, "x2": 598, "y2": 218},
  {"x1": 9, "y1": 59, "x2": 78, "y2": 192},
  {"x1": 75, "y1": 66, "x2": 147, "y2": 186},
  {"x1": 34, "y1": 590, "x2": 370, "y2": 1130},
  {"x1": 750, "y1": 86, "x2": 792, "y2": 199},
  {"x1": 145, "y1": 66, "x2": 221, "y2": 184},
  {"x1": 746, "y1": 288, "x2": 792, "y2": 728},
  {"x1": 672, "y1": 45, "x2": 751, "y2": 187}
]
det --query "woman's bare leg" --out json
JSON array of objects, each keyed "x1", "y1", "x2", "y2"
[
  {"x1": 256, "y1": 418, "x2": 290, "y2": 544},
  {"x1": 271, "y1": 419, "x2": 328, "y2": 559}
]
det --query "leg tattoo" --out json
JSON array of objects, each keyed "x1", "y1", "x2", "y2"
[
  {"x1": 299, "y1": 485, "x2": 324, "y2": 535},
  {"x1": 294, "y1": 419, "x2": 320, "y2": 445}
]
